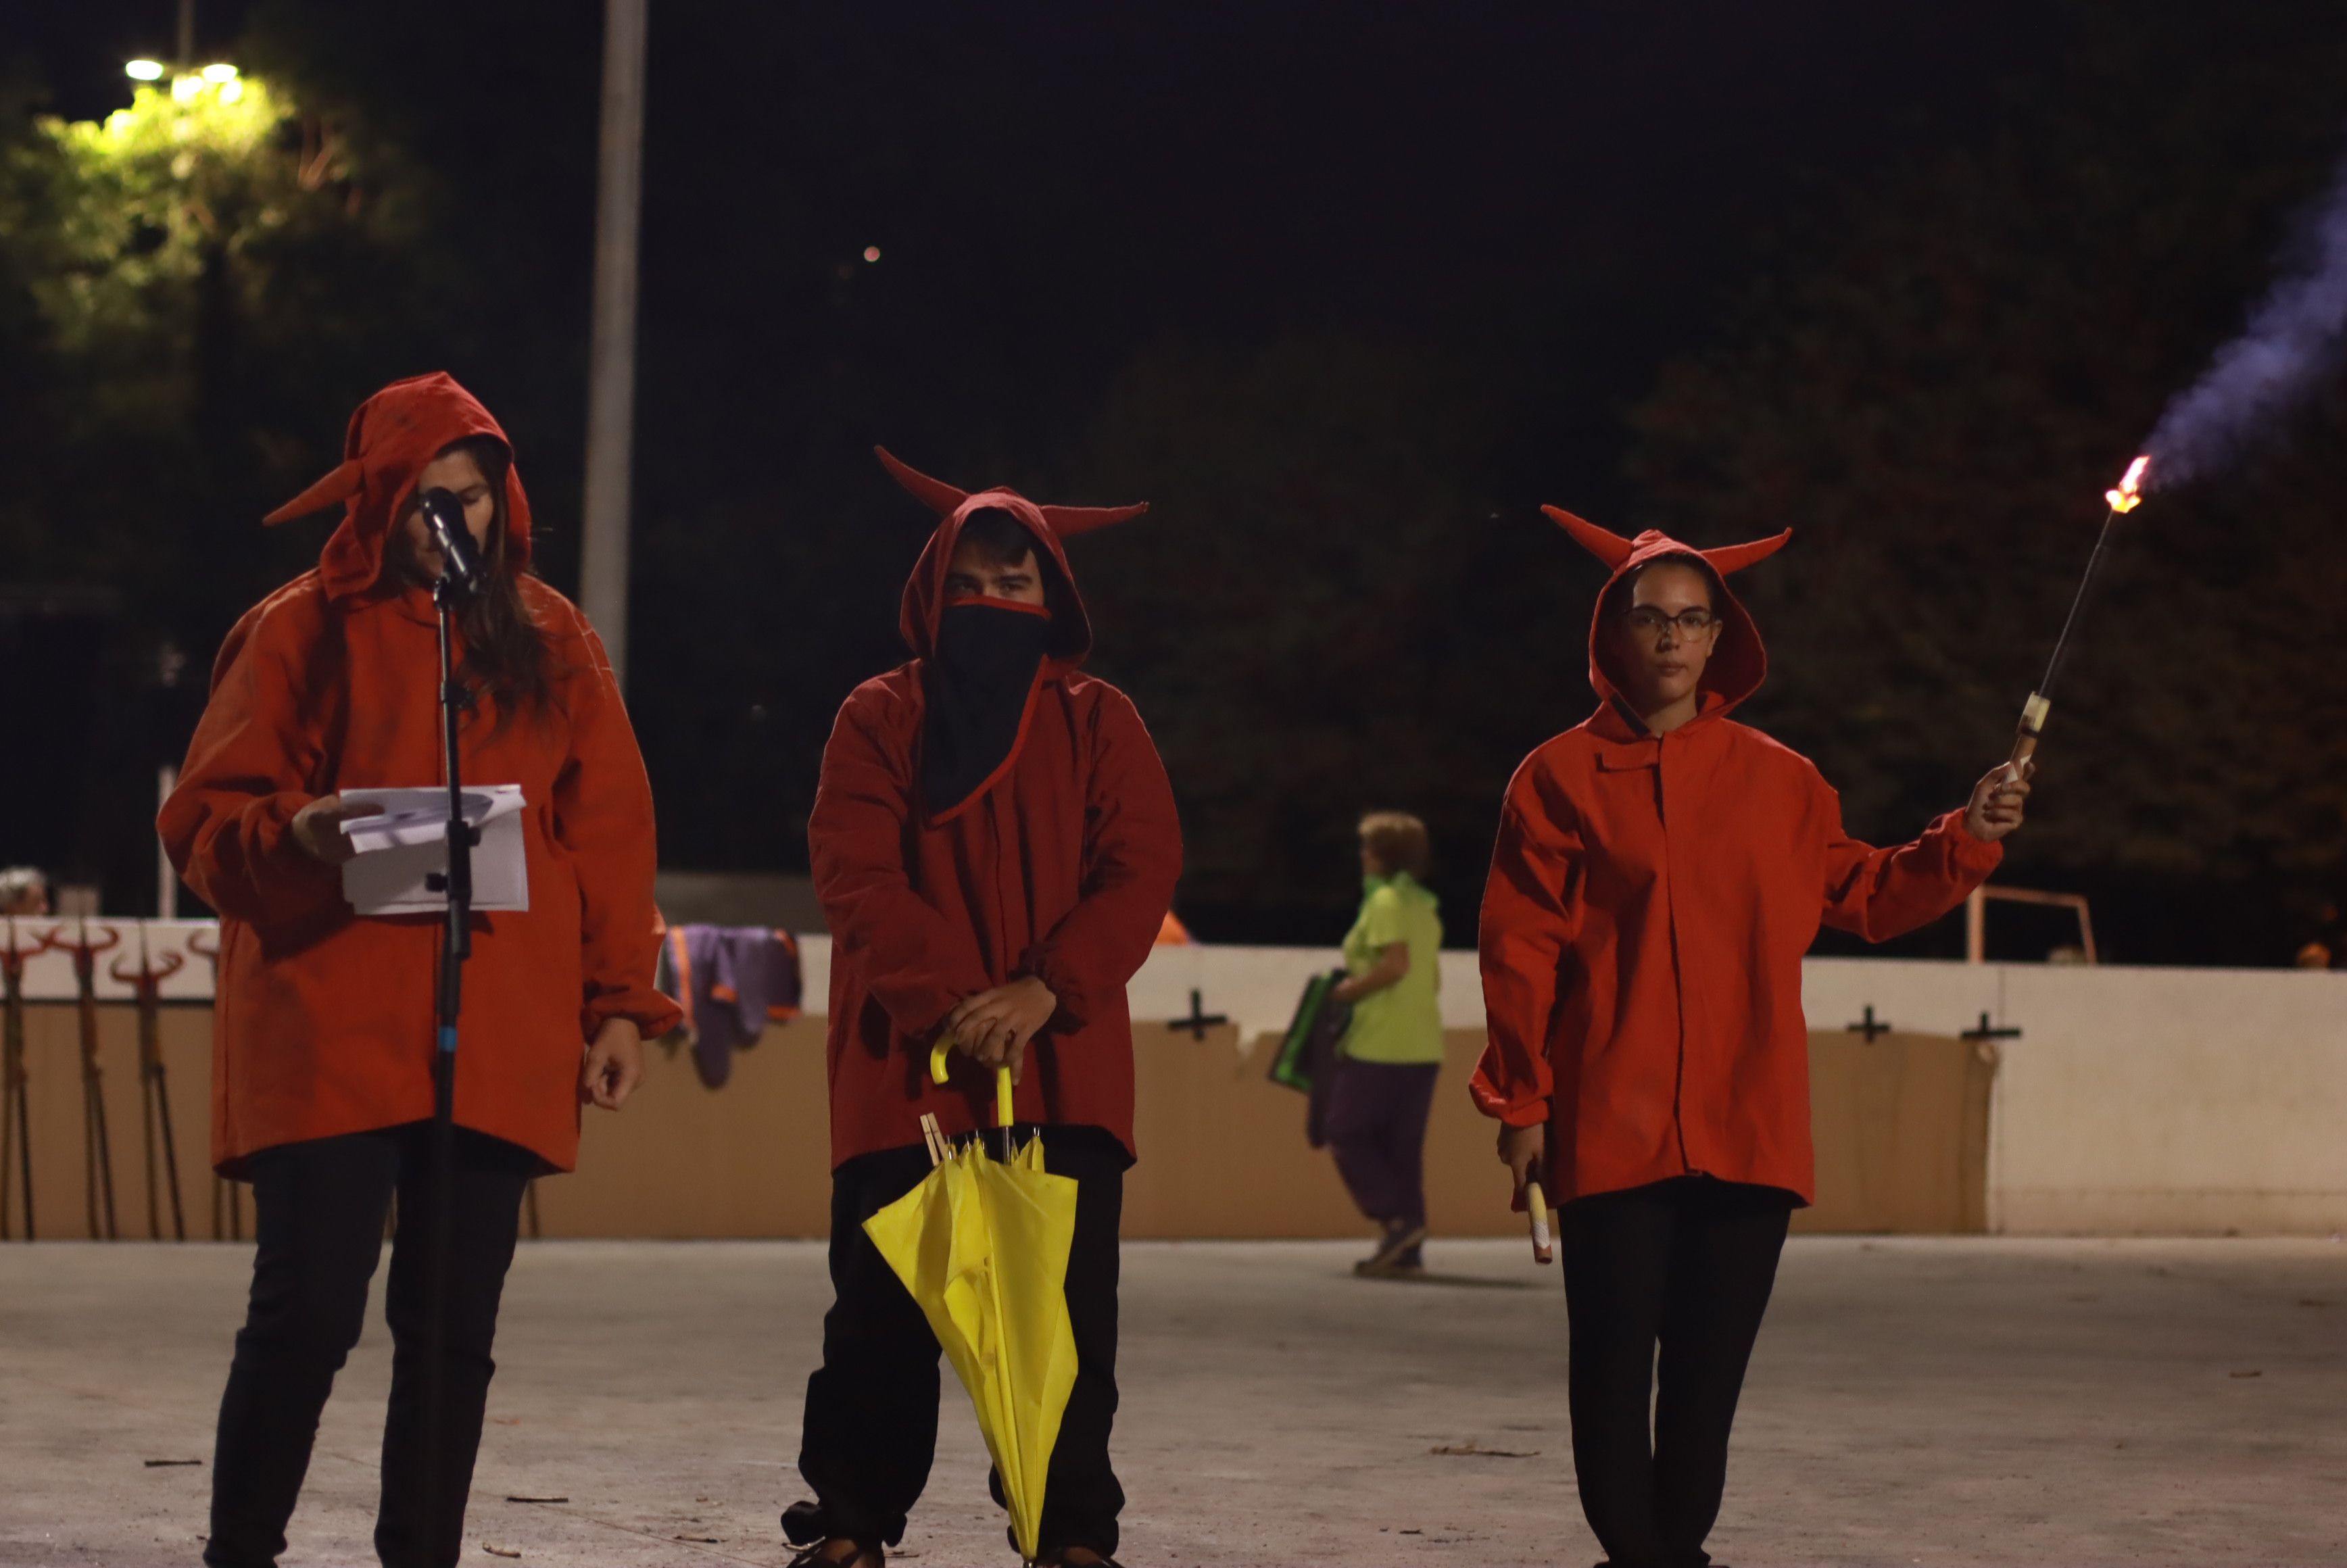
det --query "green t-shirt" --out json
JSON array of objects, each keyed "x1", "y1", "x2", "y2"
[{"x1": 1338, "y1": 873, "x2": 1445, "y2": 1064}]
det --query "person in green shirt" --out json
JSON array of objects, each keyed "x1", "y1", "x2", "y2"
[{"x1": 1326, "y1": 811, "x2": 1447, "y2": 1277}]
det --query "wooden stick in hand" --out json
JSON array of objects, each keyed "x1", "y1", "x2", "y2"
[{"x1": 1526, "y1": 1158, "x2": 1554, "y2": 1265}]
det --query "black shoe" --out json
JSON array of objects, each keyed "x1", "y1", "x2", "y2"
[{"x1": 781, "y1": 1500, "x2": 827, "y2": 1546}]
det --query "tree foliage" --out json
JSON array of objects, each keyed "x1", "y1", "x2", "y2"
[
  {"x1": 0, "y1": 70, "x2": 449, "y2": 633},
  {"x1": 0, "y1": 66, "x2": 453, "y2": 897},
  {"x1": 1068, "y1": 329, "x2": 1660, "y2": 937},
  {"x1": 1622, "y1": 5, "x2": 2347, "y2": 957},
  {"x1": 7, "y1": 3, "x2": 2344, "y2": 961}
]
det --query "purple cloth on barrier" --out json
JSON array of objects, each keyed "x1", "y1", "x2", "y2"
[{"x1": 664, "y1": 925, "x2": 803, "y2": 1088}]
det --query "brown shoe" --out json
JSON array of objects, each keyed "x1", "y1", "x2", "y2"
[{"x1": 1354, "y1": 1223, "x2": 1427, "y2": 1276}]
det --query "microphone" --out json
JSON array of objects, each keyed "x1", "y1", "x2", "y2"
[{"x1": 416, "y1": 487, "x2": 487, "y2": 599}]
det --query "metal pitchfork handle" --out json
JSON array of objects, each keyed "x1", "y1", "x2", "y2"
[
  {"x1": 184, "y1": 927, "x2": 243, "y2": 1243},
  {"x1": 1, "y1": 917, "x2": 51, "y2": 1242},
  {"x1": 50, "y1": 922, "x2": 123, "y2": 1240},
  {"x1": 114, "y1": 935, "x2": 189, "y2": 1243}
]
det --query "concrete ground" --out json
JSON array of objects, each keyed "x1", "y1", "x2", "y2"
[{"x1": 2, "y1": 1237, "x2": 2343, "y2": 1567}]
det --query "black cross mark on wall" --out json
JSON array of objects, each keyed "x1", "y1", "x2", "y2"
[
  {"x1": 1171, "y1": 989, "x2": 1229, "y2": 1041},
  {"x1": 1845, "y1": 1004, "x2": 1893, "y2": 1042},
  {"x1": 1960, "y1": 1011, "x2": 2023, "y2": 1042}
]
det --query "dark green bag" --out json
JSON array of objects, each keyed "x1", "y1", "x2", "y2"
[{"x1": 1268, "y1": 969, "x2": 1351, "y2": 1092}]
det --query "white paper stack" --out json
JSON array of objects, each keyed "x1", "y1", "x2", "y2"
[{"x1": 339, "y1": 785, "x2": 530, "y2": 916}]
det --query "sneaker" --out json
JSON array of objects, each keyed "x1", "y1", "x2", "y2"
[{"x1": 1354, "y1": 1223, "x2": 1427, "y2": 1276}]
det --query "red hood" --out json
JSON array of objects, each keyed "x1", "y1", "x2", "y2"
[
  {"x1": 876, "y1": 446, "x2": 1146, "y2": 669},
  {"x1": 262, "y1": 372, "x2": 530, "y2": 603},
  {"x1": 1542, "y1": 505, "x2": 1791, "y2": 716}
]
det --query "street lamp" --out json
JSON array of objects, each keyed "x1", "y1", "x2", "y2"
[{"x1": 130, "y1": 58, "x2": 244, "y2": 104}]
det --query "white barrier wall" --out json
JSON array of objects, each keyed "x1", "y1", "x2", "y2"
[
  {"x1": 1797, "y1": 958, "x2": 2347, "y2": 1233},
  {"x1": 819, "y1": 937, "x2": 2347, "y2": 1234},
  {"x1": 59, "y1": 925, "x2": 2347, "y2": 1233},
  {"x1": 5, "y1": 918, "x2": 220, "y2": 1002}
]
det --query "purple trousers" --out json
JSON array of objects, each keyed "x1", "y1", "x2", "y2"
[{"x1": 1324, "y1": 1059, "x2": 1441, "y2": 1230}]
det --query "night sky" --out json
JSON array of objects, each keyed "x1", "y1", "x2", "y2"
[{"x1": 7, "y1": 3, "x2": 2344, "y2": 961}]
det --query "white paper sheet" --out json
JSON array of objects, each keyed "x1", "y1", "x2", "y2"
[{"x1": 339, "y1": 785, "x2": 530, "y2": 916}]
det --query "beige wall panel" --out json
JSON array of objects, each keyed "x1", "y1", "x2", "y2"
[
  {"x1": 534, "y1": 1020, "x2": 833, "y2": 1238},
  {"x1": 1795, "y1": 1031, "x2": 1993, "y2": 1235},
  {"x1": 5, "y1": 1003, "x2": 216, "y2": 1243}
]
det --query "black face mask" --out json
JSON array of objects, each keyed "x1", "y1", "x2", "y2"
[{"x1": 921, "y1": 598, "x2": 1052, "y2": 821}]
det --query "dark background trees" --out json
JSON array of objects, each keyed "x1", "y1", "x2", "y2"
[{"x1": 3, "y1": 1, "x2": 2343, "y2": 962}]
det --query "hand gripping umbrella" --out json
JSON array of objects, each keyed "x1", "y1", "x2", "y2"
[{"x1": 861, "y1": 1046, "x2": 1082, "y2": 1564}]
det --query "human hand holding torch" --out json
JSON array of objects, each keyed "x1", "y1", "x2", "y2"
[
  {"x1": 1964, "y1": 764, "x2": 2033, "y2": 843},
  {"x1": 1498, "y1": 1121, "x2": 1554, "y2": 1264}
]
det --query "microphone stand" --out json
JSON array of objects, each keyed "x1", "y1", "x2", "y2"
[{"x1": 417, "y1": 569, "x2": 477, "y2": 1562}]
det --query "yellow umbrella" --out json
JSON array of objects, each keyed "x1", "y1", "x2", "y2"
[{"x1": 862, "y1": 1044, "x2": 1081, "y2": 1563}]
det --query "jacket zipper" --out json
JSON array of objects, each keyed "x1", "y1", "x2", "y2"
[{"x1": 1658, "y1": 733, "x2": 1692, "y2": 1175}]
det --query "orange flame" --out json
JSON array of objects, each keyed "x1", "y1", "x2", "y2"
[{"x1": 2104, "y1": 455, "x2": 2149, "y2": 513}]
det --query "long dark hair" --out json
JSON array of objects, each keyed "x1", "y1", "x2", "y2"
[{"x1": 443, "y1": 437, "x2": 553, "y2": 727}]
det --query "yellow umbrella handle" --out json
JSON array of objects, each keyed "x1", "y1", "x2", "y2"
[{"x1": 929, "y1": 1035, "x2": 1018, "y2": 1129}]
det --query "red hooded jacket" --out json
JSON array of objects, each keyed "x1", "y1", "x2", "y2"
[
  {"x1": 1472, "y1": 509, "x2": 2002, "y2": 1205},
  {"x1": 160, "y1": 373, "x2": 679, "y2": 1173},
  {"x1": 810, "y1": 449, "x2": 1182, "y2": 1167}
]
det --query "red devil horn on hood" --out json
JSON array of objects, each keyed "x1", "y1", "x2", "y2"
[
  {"x1": 262, "y1": 460, "x2": 366, "y2": 526},
  {"x1": 1038, "y1": 501, "x2": 1149, "y2": 537},
  {"x1": 1544, "y1": 504, "x2": 1793, "y2": 577},
  {"x1": 1541, "y1": 505, "x2": 1637, "y2": 568},
  {"x1": 1699, "y1": 529, "x2": 1794, "y2": 575},
  {"x1": 876, "y1": 446, "x2": 1147, "y2": 536},
  {"x1": 873, "y1": 446, "x2": 970, "y2": 517}
]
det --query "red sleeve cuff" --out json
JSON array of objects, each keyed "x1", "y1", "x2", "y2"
[
  {"x1": 1470, "y1": 1076, "x2": 1552, "y2": 1127},
  {"x1": 1021, "y1": 944, "x2": 1090, "y2": 1032},
  {"x1": 1942, "y1": 810, "x2": 2006, "y2": 873},
  {"x1": 583, "y1": 986, "x2": 684, "y2": 1043}
]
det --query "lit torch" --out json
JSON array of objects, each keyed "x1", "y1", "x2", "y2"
[{"x1": 2008, "y1": 455, "x2": 2151, "y2": 776}]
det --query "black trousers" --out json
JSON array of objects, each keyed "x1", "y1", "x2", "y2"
[
  {"x1": 1558, "y1": 1175, "x2": 1795, "y2": 1568},
  {"x1": 795, "y1": 1127, "x2": 1127, "y2": 1559},
  {"x1": 204, "y1": 1122, "x2": 536, "y2": 1568}
]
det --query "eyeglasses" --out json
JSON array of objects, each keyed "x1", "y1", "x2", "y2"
[{"x1": 1620, "y1": 608, "x2": 1720, "y2": 641}]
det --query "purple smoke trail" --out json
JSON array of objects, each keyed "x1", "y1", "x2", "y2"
[{"x1": 2144, "y1": 144, "x2": 2347, "y2": 490}]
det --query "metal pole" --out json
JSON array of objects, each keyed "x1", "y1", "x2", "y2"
[
  {"x1": 580, "y1": 0, "x2": 649, "y2": 687},
  {"x1": 157, "y1": 764, "x2": 178, "y2": 920},
  {"x1": 176, "y1": 0, "x2": 195, "y2": 66}
]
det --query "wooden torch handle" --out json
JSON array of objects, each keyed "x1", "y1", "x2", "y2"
[
  {"x1": 1525, "y1": 1160, "x2": 1555, "y2": 1265},
  {"x1": 2008, "y1": 692, "x2": 2050, "y2": 777}
]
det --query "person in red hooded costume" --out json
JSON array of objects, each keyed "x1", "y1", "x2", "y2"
[
  {"x1": 1474, "y1": 507, "x2": 2029, "y2": 1568},
  {"x1": 784, "y1": 449, "x2": 1180, "y2": 1568},
  {"x1": 160, "y1": 372, "x2": 678, "y2": 1568}
]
